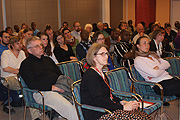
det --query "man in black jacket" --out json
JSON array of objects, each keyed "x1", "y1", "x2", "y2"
[{"x1": 19, "y1": 36, "x2": 78, "y2": 120}]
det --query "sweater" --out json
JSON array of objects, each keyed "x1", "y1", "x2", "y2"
[{"x1": 19, "y1": 54, "x2": 63, "y2": 91}]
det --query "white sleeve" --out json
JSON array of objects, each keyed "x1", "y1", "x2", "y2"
[
  {"x1": 134, "y1": 57, "x2": 165, "y2": 78},
  {"x1": 1, "y1": 51, "x2": 10, "y2": 69},
  {"x1": 158, "y1": 58, "x2": 170, "y2": 70}
]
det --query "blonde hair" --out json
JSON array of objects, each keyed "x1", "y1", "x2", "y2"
[
  {"x1": 86, "y1": 43, "x2": 107, "y2": 67},
  {"x1": 84, "y1": 24, "x2": 92, "y2": 31}
]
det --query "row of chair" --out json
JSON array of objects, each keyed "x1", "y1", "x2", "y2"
[{"x1": 5, "y1": 57, "x2": 179, "y2": 120}]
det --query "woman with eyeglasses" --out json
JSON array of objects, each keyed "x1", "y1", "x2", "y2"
[
  {"x1": 37, "y1": 32, "x2": 58, "y2": 64},
  {"x1": 92, "y1": 31, "x2": 114, "y2": 71},
  {"x1": 53, "y1": 31, "x2": 77, "y2": 63},
  {"x1": 80, "y1": 43, "x2": 152, "y2": 120}
]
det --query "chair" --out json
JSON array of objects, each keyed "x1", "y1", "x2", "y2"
[
  {"x1": 130, "y1": 64, "x2": 177, "y2": 103},
  {"x1": 164, "y1": 57, "x2": 180, "y2": 77},
  {"x1": 18, "y1": 76, "x2": 54, "y2": 120},
  {"x1": 0, "y1": 77, "x2": 11, "y2": 120},
  {"x1": 57, "y1": 61, "x2": 83, "y2": 82},
  {"x1": 105, "y1": 67, "x2": 163, "y2": 115},
  {"x1": 80, "y1": 58, "x2": 89, "y2": 72},
  {"x1": 71, "y1": 79, "x2": 113, "y2": 120},
  {"x1": 111, "y1": 54, "x2": 121, "y2": 68}
]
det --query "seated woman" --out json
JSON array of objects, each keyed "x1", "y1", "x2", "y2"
[
  {"x1": 84, "y1": 23, "x2": 94, "y2": 41},
  {"x1": 53, "y1": 31, "x2": 77, "y2": 63},
  {"x1": 149, "y1": 29, "x2": 166, "y2": 58},
  {"x1": 76, "y1": 30, "x2": 92, "y2": 60},
  {"x1": 80, "y1": 43, "x2": 152, "y2": 120},
  {"x1": 134, "y1": 36, "x2": 180, "y2": 97},
  {"x1": 37, "y1": 32, "x2": 58, "y2": 64},
  {"x1": 92, "y1": 31, "x2": 115, "y2": 71}
]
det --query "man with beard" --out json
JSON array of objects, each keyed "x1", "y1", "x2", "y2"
[
  {"x1": 0, "y1": 31, "x2": 10, "y2": 61},
  {"x1": 71, "y1": 22, "x2": 81, "y2": 42}
]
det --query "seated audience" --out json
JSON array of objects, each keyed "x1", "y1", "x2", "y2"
[
  {"x1": 92, "y1": 23, "x2": 99, "y2": 32},
  {"x1": 164, "y1": 22, "x2": 177, "y2": 51},
  {"x1": 53, "y1": 31, "x2": 77, "y2": 63},
  {"x1": 22, "y1": 28, "x2": 33, "y2": 56},
  {"x1": 109, "y1": 28, "x2": 121, "y2": 54},
  {"x1": 62, "y1": 21, "x2": 70, "y2": 30},
  {"x1": 19, "y1": 36, "x2": 78, "y2": 120},
  {"x1": 21, "y1": 23, "x2": 28, "y2": 30},
  {"x1": 103, "y1": 23, "x2": 112, "y2": 35},
  {"x1": 127, "y1": 20, "x2": 136, "y2": 35},
  {"x1": 97, "y1": 22, "x2": 110, "y2": 38},
  {"x1": 62, "y1": 28, "x2": 79, "y2": 54},
  {"x1": 174, "y1": 24, "x2": 180, "y2": 56},
  {"x1": 71, "y1": 22, "x2": 81, "y2": 42},
  {"x1": 134, "y1": 36, "x2": 180, "y2": 98},
  {"x1": 92, "y1": 31, "x2": 114, "y2": 71},
  {"x1": 1, "y1": 36, "x2": 26, "y2": 114},
  {"x1": 149, "y1": 24, "x2": 159, "y2": 40},
  {"x1": 12, "y1": 25, "x2": 19, "y2": 36},
  {"x1": 5, "y1": 27, "x2": 13, "y2": 37},
  {"x1": 132, "y1": 23, "x2": 150, "y2": 44},
  {"x1": 44, "y1": 25, "x2": 54, "y2": 50},
  {"x1": 76, "y1": 30, "x2": 91, "y2": 60},
  {"x1": 31, "y1": 22, "x2": 39, "y2": 36},
  {"x1": 37, "y1": 32, "x2": 58, "y2": 64},
  {"x1": 150, "y1": 29, "x2": 166, "y2": 58},
  {"x1": 172, "y1": 21, "x2": 179, "y2": 33},
  {"x1": 80, "y1": 43, "x2": 152, "y2": 120},
  {"x1": 0, "y1": 31, "x2": 10, "y2": 61},
  {"x1": 84, "y1": 23, "x2": 94, "y2": 41},
  {"x1": 114, "y1": 29, "x2": 134, "y2": 68}
]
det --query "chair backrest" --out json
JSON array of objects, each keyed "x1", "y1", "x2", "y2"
[
  {"x1": 130, "y1": 65, "x2": 154, "y2": 95},
  {"x1": 106, "y1": 67, "x2": 132, "y2": 100},
  {"x1": 57, "y1": 61, "x2": 83, "y2": 82},
  {"x1": 71, "y1": 80, "x2": 84, "y2": 120},
  {"x1": 80, "y1": 58, "x2": 89, "y2": 72},
  {"x1": 112, "y1": 54, "x2": 121, "y2": 68},
  {"x1": 164, "y1": 57, "x2": 180, "y2": 76}
]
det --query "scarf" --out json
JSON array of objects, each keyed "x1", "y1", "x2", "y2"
[{"x1": 135, "y1": 50, "x2": 160, "y2": 60}]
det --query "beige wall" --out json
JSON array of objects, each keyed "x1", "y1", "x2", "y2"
[
  {"x1": 123, "y1": 0, "x2": 135, "y2": 25},
  {"x1": 110, "y1": 0, "x2": 123, "y2": 28},
  {"x1": 156, "y1": 0, "x2": 170, "y2": 27}
]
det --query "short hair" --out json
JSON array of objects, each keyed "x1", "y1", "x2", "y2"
[
  {"x1": 44, "y1": 24, "x2": 52, "y2": 32},
  {"x1": 31, "y1": 22, "x2": 36, "y2": 26},
  {"x1": 0, "y1": 31, "x2": 6, "y2": 38},
  {"x1": 26, "y1": 36, "x2": 40, "y2": 49},
  {"x1": 53, "y1": 31, "x2": 65, "y2": 47},
  {"x1": 92, "y1": 31, "x2": 103, "y2": 43},
  {"x1": 5, "y1": 26, "x2": 12, "y2": 32},
  {"x1": 86, "y1": 43, "x2": 107, "y2": 67},
  {"x1": 9, "y1": 36, "x2": 20, "y2": 49},
  {"x1": 21, "y1": 23, "x2": 28, "y2": 29},
  {"x1": 84, "y1": 24, "x2": 93, "y2": 30},
  {"x1": 23, "y1": 28, "x2": 33, "y2": 33},
  {"x1": 152, "y1": 29, "x2": 163, "y2": 39},
  {"x1": 62, "y1": 28, "x2": 71, "y2": 34},
  {"x1": 63, "y1": 22, "x2": 68, "y2": 26},
  {"x1": 97, "y1": 22, "x2": 103, "y2": 27},
  {"x1": 73, "y1": 22, "x2": 79, "y2": 27},
  {"x1": 164, "y1": 22, "x2": 171, "y2": 28}
]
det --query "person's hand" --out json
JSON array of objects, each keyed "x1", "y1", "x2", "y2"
[
  {"x1": 153, "y1": 66, "x2": 159, "y2": 70},
  {"x1": 124, "y1": 52, "x2": 134, "y2": 59},
  {"x1": 120, "y1": 100, "x2": 128, "y2": 105},
  {"x1": 52, "y1": 85, "x2": 64, "y2": 93},
  {"x1": 13, "y1": 69, "x2": 19, "y2": 74},
  {"x1": 70, "y1": 56, "x2": 78, "y2": 61},
  {"x1": 123, "y1": 101, "x2": 140, "y2": 111}
]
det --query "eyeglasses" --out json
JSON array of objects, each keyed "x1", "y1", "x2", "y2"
[
  {"x1": 95, "y1": 52, "x2": 109, "y2": 57},
  {"x1": 28, "y1": 43, "x2": 43, "y2": 49},
  {"x1": 4, "y1": 36, "x2": 10, "y2": 38},
  {"x1": 97, "y1": 38, "x2": 105, "y2": 41}
]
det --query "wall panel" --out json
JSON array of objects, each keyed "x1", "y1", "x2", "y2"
[{"x1": 0, "y1": 0, "x2": 3, "y2": 30}]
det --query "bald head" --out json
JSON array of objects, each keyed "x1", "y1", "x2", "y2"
[{"x1": 137, "y1": 23, "x2": 144, "y2": 34}]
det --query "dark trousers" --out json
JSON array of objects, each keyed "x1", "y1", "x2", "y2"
[
  {"x1": 0, "y1": 84, "x2": 20, "y2": 104},
  {"x1": 153, "y1": 77, "x2": 180, "y2": 97}
]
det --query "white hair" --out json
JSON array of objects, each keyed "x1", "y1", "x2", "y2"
[{"x1": 84, "y1": 24, "x2": 93, "y2": 30}]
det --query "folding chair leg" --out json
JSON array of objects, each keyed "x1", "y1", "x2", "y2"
[{"x1": 23, "y1": 106, "x2": 27, "y2": 120}]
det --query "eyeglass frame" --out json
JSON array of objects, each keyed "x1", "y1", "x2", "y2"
[{"x1": 94, "y1": 52, "x2": 109, "y2": 57}]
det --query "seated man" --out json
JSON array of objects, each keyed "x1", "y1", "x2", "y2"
[
  {"x1": 114, "y1": 29, "x2": 134, "y2": 68},
  {"x1": 71, "y1": 22, "x2": 81, "y2": 42},
  {"x1": 19, "y1": 36, "x2": 78, "y2": 120},
  {"x1": 1, "y1": 36, "x2": 26, "y2": 113}
]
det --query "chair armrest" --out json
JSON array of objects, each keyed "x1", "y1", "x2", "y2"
[
  {"x1": 112, "y1": 90, "x2": 137, "y2": 98},
  {"x1": 82, "y1": 104, "x2": 112, "y2": 114}
]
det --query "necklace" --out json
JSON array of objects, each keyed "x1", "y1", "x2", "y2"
[{"x1": 93, "y1": 67, "x2": 114, "y2": 100}]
